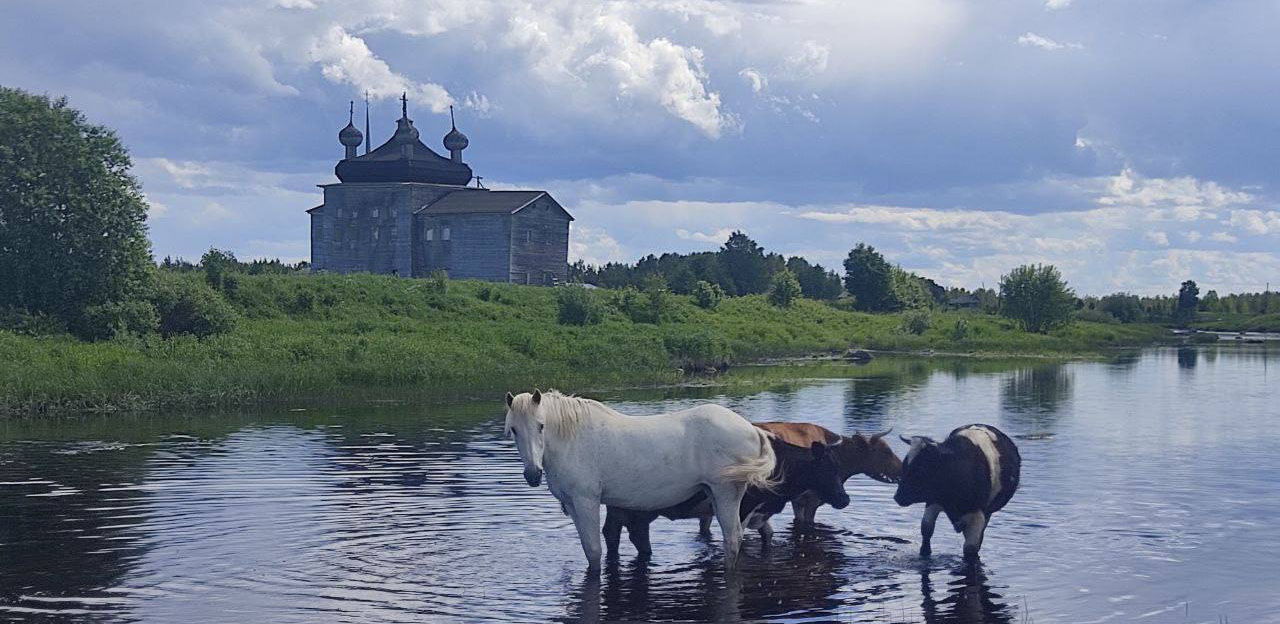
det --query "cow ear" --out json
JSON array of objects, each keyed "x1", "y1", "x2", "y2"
[
  {"x1": 532, "y1": 389, "x2": 542, "y2": 404},
  {"x1": 810, "y1": 441, "x2": 828, "y2": 459},
  {"x1": 505, "y1": 392, "x2": 514, "y2": 407}
]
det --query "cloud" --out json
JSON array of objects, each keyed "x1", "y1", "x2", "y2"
[
  {"x1": 1017, "y1": 32, "x2": 1083, "y2": 51},
  {"x1": 785, "y1": 41, "x2": 830, "y2": 77},
  {"x1": 1228, "y1": 209, "x2": 1280, "y2": 235},
  {"x1": 1044, "y1": 0, "x2": 1074, "y2": 10},
  {"x1": 1145, "y1": 231, "x2": 1169, "y2": 246},
  {"x1": 1210, "y1": 231, "x2": 1239, "y2": 243},
  {"x1": 676, "y1": 227, "x2": 735, "y2": 243},
  {"x1": 739, "y1": 68, "x2": 767, "y2": 93},
  {"x1": 797, "y1": 205, "x2": 1021, "y2": 231},
  {"x1": 569, "y1": 225, "x2": 627, "y2": 266},
  {"x1": 309, "y1": 25, "x2": 453, "y2": 111}
]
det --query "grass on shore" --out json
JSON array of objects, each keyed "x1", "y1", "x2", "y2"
[
  {"x1": 1, "y1": 273, "x2": 1173, "y2": 416},
  {"x1": 1191, "y1": 312, "x2": 1280, "y2": 333}
]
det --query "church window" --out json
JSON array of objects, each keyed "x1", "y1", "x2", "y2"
[
  {"x1": 525, "y1": 230, "x2": 532, "y2": 243},
  {"x1": 372, "y1": 209, "x2": 379, "y2": 218},
  {"x1": 373, "y1": 227, "x2": 380, "y2": 241},
  {"x1": 442, "y1": 227, "x2": 451, "y2": 241},
  {"x1": 425, "y1": 228, "x2": 434, "y2": 241}
]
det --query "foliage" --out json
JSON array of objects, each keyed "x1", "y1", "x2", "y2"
[
  {"x1": 999, "y1": 264, "x2": 1076, "y2": 333},
  {"x1": 692, "y1": 280, "x2": 725, "y2": 310},
  {"x1": 426, "y1": 270, "x2": 449, "y2": 295},
  {"x1": 1175, "y1": 280, "x2": 1200, "y2": 325},
  {"x1": 642, "y1": 274, "x2": 673, "y2": 323},
  {"x1": 718, "y1": 231, "x2": 774, "y2": 295},
  {"x1": 890, "y1": 267, "x2": 934, "y2": 310},
  {"x1": 767, "y1": 269, "x2": 803, "y2": 308},
  {"x1": 555, "y1": 286, "x2": 602, "y2": 326},
  {"x1": 1099, "y1": 293, "x2": 1145, "y2": 323},
  {"x1": 899, "y1": 308, "x2": 932, "y2": 335},
  {"x1": 0, "y1": 87, "x2": 153, "y2": 326},
  {"x1": 1074, "y1": 308, "x2": 1119, "y2": 324},
  {"x1": 0, "y1": 273, "x2": 1179, "y2": 416},
  {"x1": 843, "y1": 243, "x2": 896, "y2": 312},
  {"x1": 948, "y1": 318, "x2": 971, "y2": 341},
  {"x1": 785, "y1": 256, "x2": 843, "y2": 300},
  {"x1": 151, "y1": 273, "x2": 238, "y2": 338},
  {"x1": 80, "y1": 300, "x2": 159, "y2": 340},
  {"x1": 202, "y1": 248, "x2": 239, "y2": 292}
]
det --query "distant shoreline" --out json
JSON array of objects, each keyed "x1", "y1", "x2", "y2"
[{"x1": 1, "y1": 273, "x2": 1183, "y2": 417}]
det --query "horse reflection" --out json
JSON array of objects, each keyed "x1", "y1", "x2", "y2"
[
  {"x1": 561, "y1": 526, "x2": 855, "y2": 623},
  {"x1": 918, "y1": 564, "x2": 1015, "y2": 624}
]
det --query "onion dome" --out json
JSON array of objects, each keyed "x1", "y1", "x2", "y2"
[
  {"x1": 443, "y1": 126, "x2": 469, "y2": 152},
  {"x1": 339, "y1": 121, "x2": 363, "y2": 147}
]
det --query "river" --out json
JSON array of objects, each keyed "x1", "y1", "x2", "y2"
[{"x1": 1, "y1": 345, "x2": 1276, "y2": 622}]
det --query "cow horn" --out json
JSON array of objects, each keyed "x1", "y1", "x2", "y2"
[
  {"x1": 871, "y1": 428, "x2": 893, "y2": 441},
  {"x1": 899, "y1": 434, "x2": 913, "y2": 445}
]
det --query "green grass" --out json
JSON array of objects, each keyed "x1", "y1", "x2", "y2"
[
  {"x1": 0, "y1": 273, "x2": 1174, "y2": 416},
  {"x1": 1192, "y1": 312, "x2": 1280, "y2": 332}
]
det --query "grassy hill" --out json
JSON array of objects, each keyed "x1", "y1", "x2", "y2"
[{"x1": 0, "y1": 272, "x2": 1173, "y2": 416}]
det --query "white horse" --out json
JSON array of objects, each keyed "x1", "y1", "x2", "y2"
[{"x1": 504, "y1": 389, "x2": 776, "y2": 570}]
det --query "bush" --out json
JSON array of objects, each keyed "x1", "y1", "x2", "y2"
[
  {"x1": 426, "y1": 270, "x2": 449, "y2": 295},
  {"x1": 900, "y1": 308, "x2": 932, "y2": 335},
  {"x1": 556, "y1": 286, "x2": 602, "y2": 326},
  {"x1": 767, "y1": 269, "x2": 803, "y2": 308},
  {"x1": 0, "y1": 307, "x2": 65, "y2": 336},
  {"x1": 662, "y1": 328, "x2": 731, "y2": 371},
  {"x1": 999, "y1": 264, "x2": 1075, "y2": 333},
  {"x1": 948, "y1": 318, "x2": 970, "y2": 341},
  {"x1": 612, "y1": 286, "x2": 645, "y2": 321},
  {"x1": 693, "y1": 280, "x2": 725, "y2": 310},
  {"x1": 79, "y1": 300, "x2": 159, "y2": 340},
  {"x1": 643, "y1": 275, "x2": 672, "y2": 323},
  {"x1": 151, "y1": 274, "x2": 238, "y2": 338},
  {"x1": 1075, "y1": 308, "x2": 1119, "y2": 324}
]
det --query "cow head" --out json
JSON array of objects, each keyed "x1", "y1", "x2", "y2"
[
  {"x1": 838, "y1": 429, "x2": 903, "y2": 484},
  {"x1": 893, "y1": 435, "x2": 940, "y2": 507}
]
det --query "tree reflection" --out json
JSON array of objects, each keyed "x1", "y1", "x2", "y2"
[
  {"x1": 1177, "y1": 347, "x2": 1199, "y2": 370},
  {"x1": 1000, "y1": 364, "x2": 1074, "y2": 423}
]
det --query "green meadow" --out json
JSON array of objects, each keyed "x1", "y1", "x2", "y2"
[{"x1": 0, "y1": 272, "x2": 1175, "y2": 416}]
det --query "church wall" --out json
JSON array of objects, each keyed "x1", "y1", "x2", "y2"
[
  {"x1": 315, "y1": 183, "x2": 452, "y2": 275},
  {"x1": 415, "y1": 212, "x2": 511, "y2": 281},
  {"x1": 508, "y1": 197, "x2": 570, "y2": 285}
]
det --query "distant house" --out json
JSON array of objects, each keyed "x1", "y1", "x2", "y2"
[
  {"x1": 308, "y1": 95, "x2": 572, "y2": 284},
  {"x1": 947, "y1": 293, "x2": 981, "y2": 310}
]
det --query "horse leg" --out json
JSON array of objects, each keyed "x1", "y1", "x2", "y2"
[
  {"x1": 709, "y1": 483, "x2": 747, "y2": 569},
  {"x1": 961, "y1": 511, "x2": 987, "y2": 562},
  {"x1": 625, "y1": 512, "x2": 655, "y2": 557},
  {"x1": 919, "y1": 503, "x2": 942, "y2": 558},
  {"x1": 570, "y1": 496, "x2": 603, "y2": 570},
  {"x1": 602, "y1": 506, "x2": 625, "y2": 556}
]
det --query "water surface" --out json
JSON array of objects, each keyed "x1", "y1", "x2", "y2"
[{"x1": 1, "y1": 346, "x2": 1276, "y2": 622}]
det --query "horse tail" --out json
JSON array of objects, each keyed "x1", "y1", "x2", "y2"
[{"x1": 721, "y1": 428, "x2": 778, "y2": 492}]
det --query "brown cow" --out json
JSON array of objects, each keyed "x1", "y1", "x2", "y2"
[{"x1": 756, "y1": 422, "x2": 903, "y2": 526}]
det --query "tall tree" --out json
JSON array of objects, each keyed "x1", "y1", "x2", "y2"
[
  {"x1": 1175, "y1": 280, "x2": 1200, "y2": 325},
  {"x1": 842, "y1": 243, "x2": 895, "y2": 311},
  {"x1": 0, "y1": 87, "x2": 151, "y2": 324},
  {"x1": 718, "y1": 231, "x2": 770, "y2": 295},
  {"x1": 998, "y1": 264, "x2": 1075, "y2": 333}
]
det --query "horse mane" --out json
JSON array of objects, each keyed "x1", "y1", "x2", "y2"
[{"x1": 535, "y1": 390, "x2": 611, "y2": 439}]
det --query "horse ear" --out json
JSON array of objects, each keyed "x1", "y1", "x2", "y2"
[
  {"x1": 505, "y1": 392, "x2": 514, "y2": 407},
  {"x1": 532, "y1": 389, "x2": 542, "y2": 404}
]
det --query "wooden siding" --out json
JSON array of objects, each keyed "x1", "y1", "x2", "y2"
[
  {"x1": 416, "y1": 212, "x2": 511, "y2": 281},
  {"x1": 507, "y1": 196, "x2": 570, "y2": 285}
]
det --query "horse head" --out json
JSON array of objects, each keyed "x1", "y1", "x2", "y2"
[{"x1": 505, "y1": 389, "x2": 546, "y2": 487}]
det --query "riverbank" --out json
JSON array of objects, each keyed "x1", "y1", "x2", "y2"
[
  {"x1": 1192, "y1": 312, "x2": 1280, "y2": 333},
  {"x1": 0, "y1": 273, "x2": 1175, "y2": 416}
]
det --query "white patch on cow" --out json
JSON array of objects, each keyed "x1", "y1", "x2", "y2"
[
  {"x1": 904, "y1": 437, "x2": 929, "y2": 465},
  {"x1": 957, "y1": 426, "x2": 1002, "y2": 506}
]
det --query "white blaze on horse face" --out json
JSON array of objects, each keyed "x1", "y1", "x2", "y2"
[
  {"x1": 957, "y1": 426, "x2": 1001, "y2": 506},
  {"x1": 505, "y1": 393, "x2": 546, "y2": 475}
]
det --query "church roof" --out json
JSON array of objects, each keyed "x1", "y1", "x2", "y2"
[
  {"x1": 334, "y1": 96, "x2": 472, "y2": 186},
  {"x1": 416, "y1": 189, "x2": 574, "y2": 220}
]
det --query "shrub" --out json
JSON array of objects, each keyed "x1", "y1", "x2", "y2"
[
  {"x1": 556, "y1": 286, "x2": 602, "y2": 326},
  {"x1": 1075, "y1": 308, "x2": 1119, "y2": 324},
  {"x1": 693, "y1": 280, "x2": 725, "y2": 310},
  {"x1": 767, "y1": 269, "x2": 803, "y2": 308},
  {"x1": 612, "y1": 286, "x2": 644, "y2": 321},
  {"x1": 0, "y1": 307, "x2": 65, "y2": 336},
  {"x1": 948, "y1": 318, "x2": 970, "y2": 341},
  {"x1": 151, "y1": 274, "x2": 238, "y2": 338},
  {"x1": 900, "y1": 308, "x2": 932, "y2": 335},
  {"x1": 662, "y1": 328, "x2": 731, "y2": 371},
  {"x1": 79, "y1": 300, "x2": 159, "y2": 340},
  {"x1": 643, "y1": 275, "x2": 672, "y2": 323},
  {"x1": 999, "y1": 264, "x2": 1075, "y2": 333},
  {"x1": 426, "y1": 270, "x2": 449, "y2": 295}
]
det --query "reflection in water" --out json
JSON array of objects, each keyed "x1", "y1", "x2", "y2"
[
  {"x1": 1000, "y1": 364, "x2": 1073, "y2": 423},
  {"x1": 1177, "y1": 346, "x2": 1199, "y2": 369},
  {"x1": 2, "y1": 346, "x2": 1279, "y2": 622}
]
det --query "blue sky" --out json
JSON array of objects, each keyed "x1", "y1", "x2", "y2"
[{"x1": 3, "y1": 0, "x2": 1277, "y2": 295}]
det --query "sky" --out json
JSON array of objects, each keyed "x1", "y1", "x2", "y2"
[{"x1": 2, "y1": 0, "x2": 1278, "y2": 295}]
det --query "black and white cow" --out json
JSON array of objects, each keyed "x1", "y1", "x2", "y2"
[{"x1": 893, "y1": 424, "x2": 1020, "y2": 561}]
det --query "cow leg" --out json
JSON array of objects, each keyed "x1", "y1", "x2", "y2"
[
  {"x1": 603, "y1": 507, "x2": 626, "y2": 556},
  {"x1": 919, "y1": 503, "x2": 942, "y2": 558},
  {"x1": 626, "y1": 513, "x2": 655, "y2": 557},
  {"x1": 758, "y1": 518, "x2": 774, "y2": 543},
  {"x1": 792, "y1": 491, "x2": 820, "y2": 527},
  {"x1": 961, "y1": 511, "x2": 987, "y2": 562},
  {"x1": 698, "y1": 513, "x2": 714, "y2": 537}
]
